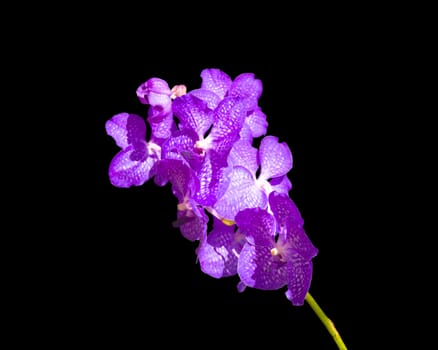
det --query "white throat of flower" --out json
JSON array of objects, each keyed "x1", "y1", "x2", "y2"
[
  {"x1": 194, "y1": 138, "x2": 211, "y2": 156},
  {"x1": 147, "y1": 142, "x2": 162, "y2": 159},
  {"x1": 256, "y1": 177, "x2": 273, "y2": 194}
]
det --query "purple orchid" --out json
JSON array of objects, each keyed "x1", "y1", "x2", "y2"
[
  {"x1": 167, "y1": 94, "x2": 247, "y2": 206},
  {"x1": 105, "y1": 113, "x2": 162, "y2": 188},
  {"x1": 196, "y1": 217, "x2": 246, "y2": 279},
  {"x1": 235, "y1": 191, "x2": 318, "y2": 306},
  {"x1": 213, "y1": 135, "x2": 293, "y2": 221},
  {"x1": 151, "y1": 158, "x2": 207, "y2": 242},
  {"x1": 105, "y1": 67, "x2": 319, "y2": 308},
  {"x1": 136, "y1": 77, "x2": 179, "y2": 142},
  {"x1": 198, "y1": 68, "x2": 268, "y2": 142}
]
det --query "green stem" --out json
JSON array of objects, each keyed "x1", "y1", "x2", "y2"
[{"x1": 305, "y1": 293, "x2": 348, "y2": 350}]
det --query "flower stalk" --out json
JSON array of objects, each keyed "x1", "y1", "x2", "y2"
[{"x1": 305, "y1": 293, "x2": 347, "y2": 349}]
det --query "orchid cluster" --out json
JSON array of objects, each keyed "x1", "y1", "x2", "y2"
[{"x1": 105, "y1": 68, "x2": 318, "y2": 306}]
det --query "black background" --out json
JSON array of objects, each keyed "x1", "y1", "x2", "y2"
[{"x1": 29, "y1": 10, "x2": 398, "y2": 349}]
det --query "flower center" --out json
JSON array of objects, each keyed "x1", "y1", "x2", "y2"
[
  {"x1": 177, "y1": 192, "x2": 193, "y2": 212},
  {"x1": 194, "y1": 138, "x2": 210, "y2": 156},
  {"x1": 147, "y1": 142, "x2": 162, "y2": 159},
  {"x1": 256, "y1": 178, "x2": 273, "y2": 194},
  {"x1": 270, "y1": 241, "x2": 288, "y2": 262}
]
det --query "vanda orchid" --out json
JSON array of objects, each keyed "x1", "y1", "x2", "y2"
[{"x1": 105, "y1": 68, "x2": 347, "y2": 349}]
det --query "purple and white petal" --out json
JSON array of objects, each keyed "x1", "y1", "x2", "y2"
[
  {"x1": 197, "y1": 240, "x2": 228, "y2": 278},
  {"x1": 172, "y1": 94, "x2": 213, "y2": 137},
  {"x1": 207, "y1": 97, "x2": 246, "y2": 155},
  {"x1": 228, "y1": 140, "x2": 259, "y2": 175},
  {"x1": 178, "y1": 207, "x2": 208, "y2": 242},
  {"x1": 228, "y1": 73, "x2": 263, "y2": 111},
  {"x1": 161, "y1": 129, "x2": 200, "y2": 168},
  {"x1": 136, "y1": 77, "x2": 172, "y2": 108},
  {"x1": 153, "y1": 158, "x2": 197, "y2": 202},
  {"x1": 259, "y1": 136, "x2": 293, "y2": 180},
  {"x1": 234, "y1": 207, "x2": 275, "y2": 246},
  {"x1": 197, "y1": 218, "x2": 241, "y2": 278},
  {"x1": 239, "y1": 123, "x2": 254, "y2": 142},
  {"x1": 245, "y1": 107, "x2": 268, "y2": 138},
  {"x1": 189, "y1": 88, "x2": 221, "y2": 111},
  {"x1": 200, "y1": 68, "x2": 232, "y2": 99},
  {"x1": 203, "y1": 151, "x2": 233, "y2": 205},
  {"x1": 108, "y1": 146, "x2": 154, "y2": 188},
  {"x1": 214, "y1": 166, "x2": 267, "y2": 221},
  {"x1": 207, "y1": 217, "x2": 235, "y2": 242},
  {"x1": 193, "y1": 144, "x2": 232, "y2": 207},
  {"x1": 105, "y1": 113, "x2": 146, "y2": 149},
  {"x1": 269, "y1": 175, "x2": 292, "y2": 194},
  {"x1": 284, "y1": 225, "x2": 319, "y2": 261},
  {"x1": 147, "y1": 107, "x2": 175, "y2": 140},
  {"x1": 269, "y1": 191, "x2": 304, "y2": 229},
  {"x1": 285, "y1": 256, "x2": 313, "y2": 306},
  {"x1": 237, "y1": 243, "x2": 288, "y2": 290}
]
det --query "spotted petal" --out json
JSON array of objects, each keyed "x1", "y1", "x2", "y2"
[
  {"x1": 214, "y1": 166, "x2": 267, "y2": 221},
  {"x1": 229, "y1": 73, "x2": 263, "y2": 111},
  {"x1": 108, "y1": 145, "x2": 154, "y2": 188},
  {"x1": 105, "y1": 113, "x2": 146, "y2": 149},
  {"x1": 176, "y1": 206, "x2": 208, "y2": 242},
  {"x1": 172, "y1": 94, "x2": 213, "y2": 137},
  {"x1": 189, "y1": 88, "x2": 221, "y2": 111},
  {"x1": 285, "y1": 225, "x2": 319, "y2": 261},
  {"x1": 237, "y1": 243, "x2": 288, "y2": 290},
  {"x1": 245, "y1": 107, "x2": 268, "y2": 138},
  {"x1": 200, "y1": 68, "x2": 232, "y2": 99},
  {"x1": 147, "y1": 106, "x2": 176, "y2": 141},
  {"x1": 269, "y1": 191, "x2": 304, "y2": 229},
  {"x1": 228, "y1": 140, "x2": 259, "y2": 175},
  {"x1": 269, "y1": 175, "x2": 292, "y2": 194},
  {"x1": 152, "y1": 158, "x2": 198, "y2": 202},
  {"x1": 234, "y1": 207, "x2": 275, "y2": 246},
  {"x1": 285, "y1": 256, "x2": 313, "y2": 306},
  {"x1": 259, "y1": 136, "x2": 293, "y2": 180},
  {"x1": 136, "y1": 77, "x2": 172, "y2": 108},
  {"x1": 207, "y1": 97, "x2": 246, "y2": 156},
  {"x1": 197, "y1": 218, "x2": 241, "y2": 278}
]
